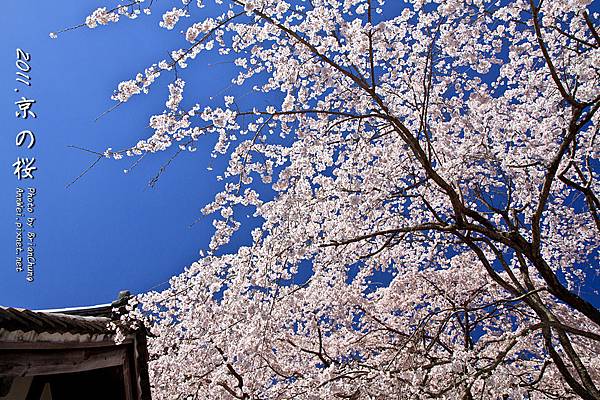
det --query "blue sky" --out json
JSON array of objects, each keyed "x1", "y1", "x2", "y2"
[{"x1": 0, "y1": 1, "x2": 250, "y2": 309}]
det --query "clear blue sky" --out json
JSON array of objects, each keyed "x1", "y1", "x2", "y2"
[{"x1": 0, "y1": 1, "x2": 251, "y2": 309}]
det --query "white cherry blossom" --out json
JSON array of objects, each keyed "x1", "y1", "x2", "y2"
[{"x1": 71, "y1": 0, "x2": 600, "y2": 398}]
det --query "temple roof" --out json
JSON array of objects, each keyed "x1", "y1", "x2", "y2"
[
  {"x1": 0, "y1": 291, "x2": 131, "y2": 345},
  {"x1": 0, "y1": 307, "x2": 111, "y2": 336}
]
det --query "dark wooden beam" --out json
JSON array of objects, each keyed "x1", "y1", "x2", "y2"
[
  {"x1": 0, "y1": 337, "x2": 132, "y2": 351},
  {"x1": 122, "y1": 349, "x2": 134, "y2": 400},
  {"x1": 134, "y1": 332, "x2": 152, "y2": 400},
  {"x1": 0, "y1": 347, "x2": 127, "y2": 377}
]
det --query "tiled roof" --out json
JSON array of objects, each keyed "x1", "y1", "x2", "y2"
[
  {"x1": 36, "y1": 303, "x2": 113, "y2": 318},
  {"x1": 0, "y1": 307, "x2": 111, "y2": 336}
]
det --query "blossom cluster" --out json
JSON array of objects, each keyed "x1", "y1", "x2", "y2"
[
  {"x1": 159, "y1": 7, "x2": 188, "y2": 30},
  {"x1": 85, "y1": 7, "x2": 120, "y2": 28},
  {"x1": 73, "y1": 0, "x2": 600, "y2": 398}
]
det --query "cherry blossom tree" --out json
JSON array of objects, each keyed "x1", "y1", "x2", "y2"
[{"x1": 56, "y1": 0, "x2": 600, "y2": 398}]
